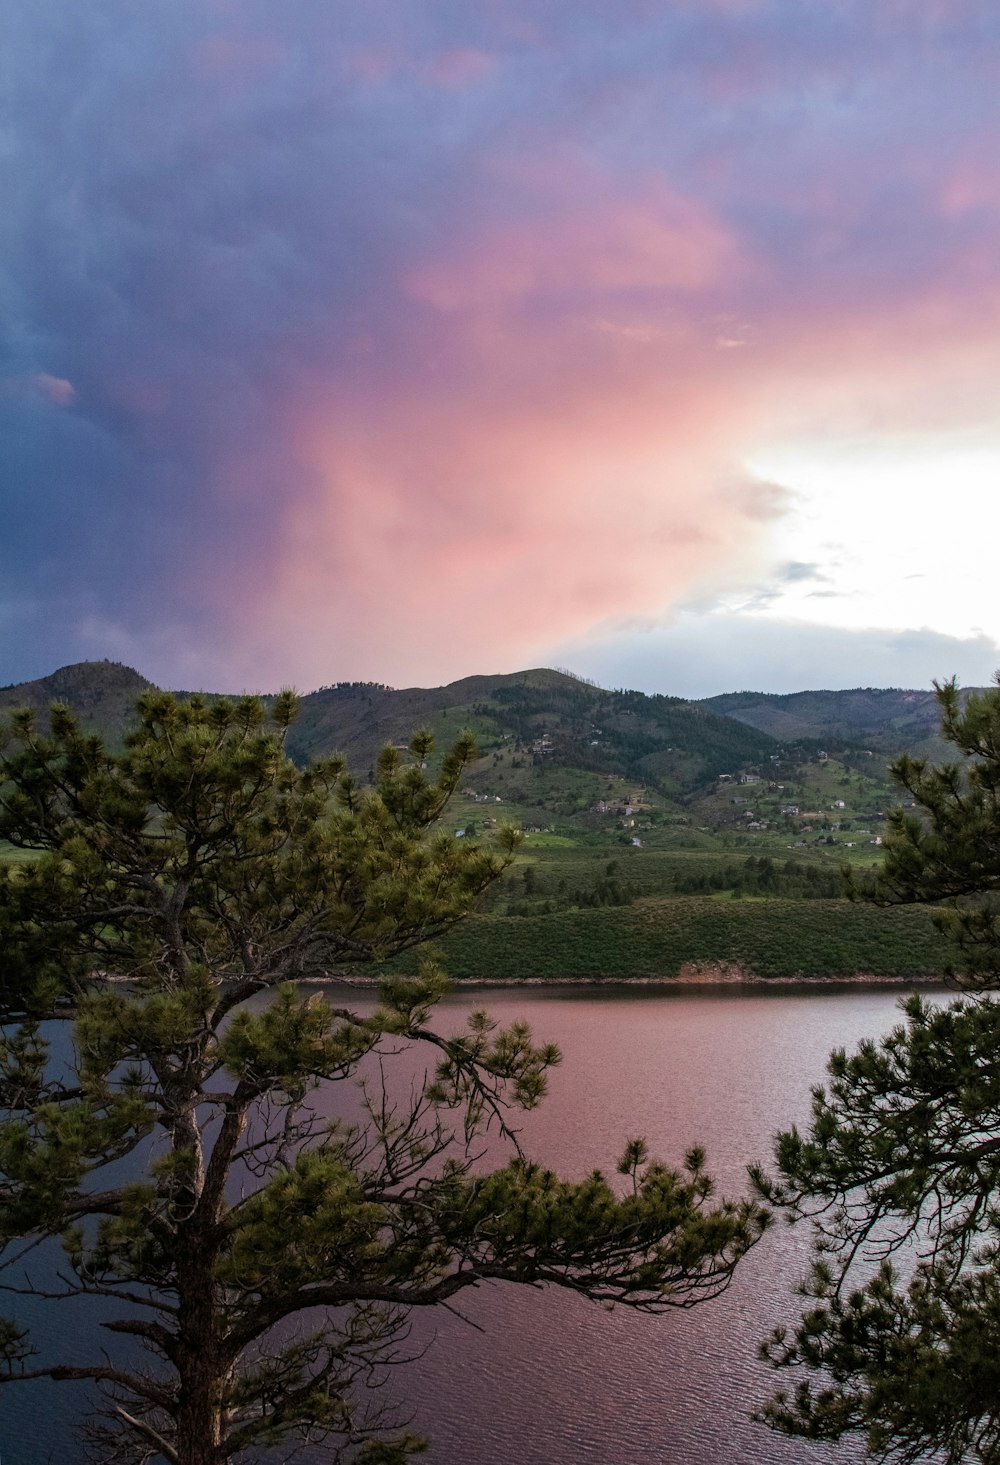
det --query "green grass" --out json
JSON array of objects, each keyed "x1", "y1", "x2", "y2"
[
  {"x1": 407, "y1": 897, "x2": 950, "y2": 982},
  {"x1": 521, "y1": 833, "x2": 578, "y2": 847}
]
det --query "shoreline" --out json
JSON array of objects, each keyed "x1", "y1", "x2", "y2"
[{"x1": 324, "y1": 966, "x2": 948, "y2": 990}]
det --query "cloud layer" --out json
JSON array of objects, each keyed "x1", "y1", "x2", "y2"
[{"x1": 5, "y1": 1, "x2": 1000, "y2": 691}]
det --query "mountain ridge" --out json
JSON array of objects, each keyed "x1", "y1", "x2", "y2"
[{"x1": 0, "y1": 660, "x2": 979, "y2": 811}]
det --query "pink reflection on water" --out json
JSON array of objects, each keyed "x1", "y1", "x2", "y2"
[{"x1": 309, "y1": 982, "x2": 934, "y2": 1465}]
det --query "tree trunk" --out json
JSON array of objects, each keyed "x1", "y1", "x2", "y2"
[
  {"x1": 174, "y1": 1201, "x2": 227, "y2": 1465},
  {"x1": 175, "y1": 1272, "x2": 226, "y2": 1465}
]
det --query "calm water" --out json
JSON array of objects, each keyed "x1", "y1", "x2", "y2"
[{"x1": 2, "y1": 982, "x2": 942, "y2": 1464}]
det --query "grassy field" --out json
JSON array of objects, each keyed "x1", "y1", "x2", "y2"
[{"x1": 411, "y1": 896, "x2": 950, "y2": 982}]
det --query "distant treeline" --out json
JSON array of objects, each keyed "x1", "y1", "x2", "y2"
[
  {"x1": 313, "y1": 680, "x2": 394, "y2": 693},
  {"x1": 482, "y1": 854, "x2": 842, "y2": 915},
  {"x1": 485, "y1": 858, "x2": 638, "y2": 916},
  {"x1": 670, "y1": 854, "x2": 843, "y2": 899}
]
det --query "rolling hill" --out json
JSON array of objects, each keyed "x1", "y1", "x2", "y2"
[
  {"x1": 0, "y1": 661, "x2": 970, "y2": 810},
  {"x1": 701, "y1": 684, "x2": 989, "y2": 761},
  {"x1": 0, "y1": 659, "x2": 970, "y2": 980},
  {"x1": 0, "y1": 661, "x2": 784, "y2": 804}
]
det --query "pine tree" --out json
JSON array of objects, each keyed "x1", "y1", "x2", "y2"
[
  {"x1": 0, "y1": 691, "x2": 766, "y2": 1464},
  {"x1": 756, "y1": 678, "x2": 1000, "y2": 1464}
]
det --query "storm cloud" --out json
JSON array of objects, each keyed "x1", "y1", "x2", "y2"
[{"x1": 5, "y1": 1, "x2": 1000, "y2": 690}]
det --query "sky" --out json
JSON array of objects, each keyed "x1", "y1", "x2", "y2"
[{"x1": 4, "y1": 0, "x2": 1000, "y2": 698}]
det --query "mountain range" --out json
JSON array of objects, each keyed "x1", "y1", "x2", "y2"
[
  {"x1": 0, "y1": 659, "x2": 974, "y2": 819},
  {"x1": 2, "y1": 658, "x2": 970, "y2": 980}
]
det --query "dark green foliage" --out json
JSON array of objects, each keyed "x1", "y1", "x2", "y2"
[
  {"x1": 864, "y1": 678, "x2": 1000, "y2": 988},
  {"x1": 703, "y1": 684, "x2": 972, "y2": 754},
  {"x1": 757, "y1": 679, "x2": 1000, "y2": 1463},
  {"x1": 426, "y1": 897, "x2": 946, "y2": 981},
  {"x1": 485, "y1": 677, "x2": 783, "y2": 792},
  {"x1": 671, "y1": 855, "x2": 842, "y2": 899},
  {"x1": 0, "y1": 694, "x2": 509, "y2": 1019},
  {"x1": 0, "y1": 692, "x2": 767, "y2": 1464},
  {"x1": 486, "y1": 857, "x2": 639, "y2": 916},
  {"x1": 477, "y1": 848, "x2": 849, "y2": 928}
]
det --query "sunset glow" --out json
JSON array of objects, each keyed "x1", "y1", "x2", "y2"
[{"x1": 4, "y1": 1, "x2": 1000, "y2": 694}]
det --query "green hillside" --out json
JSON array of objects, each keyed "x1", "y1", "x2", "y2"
[
  {"x1": 0, "y1": 659, "x2": 938, "y2": 853},
  {"x1": 0, "y1": 659, "x2": 963, "y2": 981},
  {"x1": 399, "y1": 897, "x2": 950, "y2": 982},
  {"x1": 701, "y1": 685, "x2": 990, "y2": 762},
  {"x1": 284, "y1": 669, "x2": 784, "y2": 802}
]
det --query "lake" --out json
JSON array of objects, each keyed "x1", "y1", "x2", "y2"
[
  {"x1": 319, "y1": 981, "x2": 938, "y2": 1465},
  {"x1": 2, "y1": 981, "x2": 942, "y2": 1464}
]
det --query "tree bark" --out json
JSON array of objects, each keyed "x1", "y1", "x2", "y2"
[{"x1": 175, "y1": 1228, "x2": 226, "y2": 1465}]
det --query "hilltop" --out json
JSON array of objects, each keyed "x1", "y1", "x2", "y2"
[
  {"x1": 0, "y1": 661, "x2": 155, "y2": 746},
  {"x1": 285, "y1": 667, "x2": 783, "y2": 812}
]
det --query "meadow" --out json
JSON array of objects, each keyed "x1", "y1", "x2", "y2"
[{"x1": 409, "y1": 895, "x2": 949, "y2": 982}]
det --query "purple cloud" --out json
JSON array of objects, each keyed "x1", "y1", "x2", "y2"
[{"x1": 4, "y1": 0, "x2": 1000, "y2": 689}]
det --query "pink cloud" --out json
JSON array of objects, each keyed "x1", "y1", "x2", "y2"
[
  {"x1": 344, "y1": 44, "x2": 497, "y2": 92},
  {"x1": 32, "y1": 373, "x2": 76, "y2": 407},
  {"x1": 342, "y1": 46, "x2": 402, "y2": 86},
  {"x1": 407, "y1": 176, "x2": 746, "y2": 311},
  {"x1": 938, "y1": 155, "x2": 1000, "y2": 218},
  {"x1": 248, "y1": 173, "x2": 774, "y2": 684},
  {"x1": 269, "y1": 398, "x2": 775, "y2": 685},
  {"x1": 199, "y1": 149, "x2": 1000, "y2": 691},
  {"x1": 255, "y1": 279, "x2": 1000, "y2": 689}
]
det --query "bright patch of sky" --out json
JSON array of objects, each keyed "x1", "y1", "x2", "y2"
[{"x1": 745, "y1": 436, "x2": 1000, "y2": 641}]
